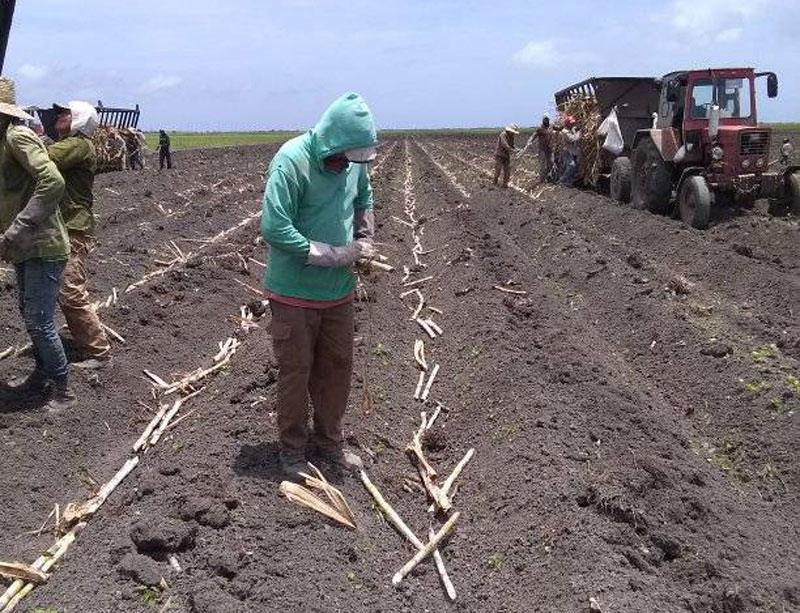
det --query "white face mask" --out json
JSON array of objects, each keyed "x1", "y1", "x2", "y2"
[{"x1": 67, "y1": 101, "x2": 99, "y2": 137}]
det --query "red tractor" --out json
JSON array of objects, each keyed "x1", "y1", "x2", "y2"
[{"x1": 555, "y1": 69, "x2": 799, "y2": 229}]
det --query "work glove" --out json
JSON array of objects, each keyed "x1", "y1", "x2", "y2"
[{"x1": 307, "y1": 240, "x2": 372, "y2": 268}]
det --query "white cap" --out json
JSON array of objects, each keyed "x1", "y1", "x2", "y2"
[{"x1": 345, "y1": 146, "x2": 377, "y2": 163}]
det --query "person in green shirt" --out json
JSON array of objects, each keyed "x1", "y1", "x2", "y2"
[
  {"x1": 0, "y1": 78, "x2": 75, "y2": 412},
  {"x1": 261, "y1": 92, "x2": 377, "y2": 479},
  {"x1": 49, "y1": 101, "x2": 111, "y2": 368}
]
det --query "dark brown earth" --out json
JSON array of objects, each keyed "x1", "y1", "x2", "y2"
[{"x1": 1, "y1": 133, "x2": 798, "y2": 613}]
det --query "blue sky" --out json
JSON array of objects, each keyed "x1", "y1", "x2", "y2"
[{"x1": 5, "y1": 0, "x2": 799, "y2": 131}]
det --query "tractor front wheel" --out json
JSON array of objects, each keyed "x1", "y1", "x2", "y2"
[
  {"x1": 679, "y1": 176, "x2": 711, "y2": 229},
  {"x1": 767, "y1": 172, "x2": 800, "y2": 217},
  {"x1": 631, "y1": 139, "x2": 672, "y2": 214},
  {"x1": 610, "y1": 157, "x2": 632, "y2": 203}
]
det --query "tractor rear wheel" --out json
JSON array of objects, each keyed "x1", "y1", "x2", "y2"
[
  {"x1": 610, "y1": 157, "x2": 632, "y2": 203},
  {"x1": 679, "y1": 176, "x2": 711, "y2": 229},
  {"x1": 631, "y1": 139, "x2": 672, "y2": 214}
]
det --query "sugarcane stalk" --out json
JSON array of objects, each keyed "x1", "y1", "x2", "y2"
[
  {"x1": 430, "y1": 527, "x2": 457, "y2": 600},
  {"x1": 413, "y1": 339, "x2": 428, "y2": 371},
  {"x1": 392, "y1": 512, "x2": 460, "y2": 586},
  {"x1": 403, "y1": 275, "x2": 434, "y2": 288},
  {"x1": 149, "y1": 388, "x2": 204, "y2": 446},
  {"x1": 416, "y1": 317, "x2": 436, "y2": 339},
  {"x1": 413, "y1": 371, "x2": 426, "y2": 400},
  {"x1": 493, "y1": 284, "x2": 527, "y2": 295},
  {"x1": 63, "y1": 457, "x2": 140, "y2": 527},
  {"x1": 425, "y1": 319, "x2": 443, "y2": 336},
  {"x1": 359, "y1": 471, "x2": 456, "y2": 599},
  {"x1": 428, "y1": 448, "x2": 475, "y2": 513},
  {"x1": 420, "y1": 363, "x2": 440, "y2": 402},
  {"x1": 0, "y1": 523, "x2": 86, "y2": 611}
]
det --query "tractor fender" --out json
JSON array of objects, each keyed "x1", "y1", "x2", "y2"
[
  {"x1": 675, "y1": 167, "x2": 706, "y2": 199},
  {"x1": 631, "y1": 128, "x2": 682, "y2": 162}
]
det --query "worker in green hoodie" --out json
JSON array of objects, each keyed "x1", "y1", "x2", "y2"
[
  {"x1": 261, "y1": 92, "x2": 377, "y2": 479},
  {"x1": 0, "y1": 78, "x2": 74, "y2": 412}
]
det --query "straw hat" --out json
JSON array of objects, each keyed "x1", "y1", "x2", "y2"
[
  {"x1": 0, "y1": 78, "x2": 33, "y2": 121},
  {"x1": 505, "y1": 124, "x2": 520, "y2": 134}
]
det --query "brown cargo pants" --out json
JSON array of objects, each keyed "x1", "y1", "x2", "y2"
[
  {"x1": 493, "y1": 156, "x2": 510, "y2": 187},
  {"x1": 58, "y1": 232, "x2": 110, "y2": 359},
  {"x1": 269, "y1": 300, "x2": 354, "y2": 454}
]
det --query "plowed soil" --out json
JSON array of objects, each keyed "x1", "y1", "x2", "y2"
[{"x1": 1, "y1": 134, "x2": 798, "y2": 613}]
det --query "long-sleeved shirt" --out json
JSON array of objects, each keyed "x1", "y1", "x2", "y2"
[
  {"x1": 494, "y1": 131, "x2": 515, "y2": 161},
  {"x1": 0, "y1": 125, "x2": 68, "y2": 263},
  {"x1": 158, "y1": 132, "x2": 170, "y2": 152},
  {"x1": 48, "y1": 135, "x2": 97, "y2": 234},
  {"x1": 564, "y1": 128, "x2": 582, "y2": 157}
]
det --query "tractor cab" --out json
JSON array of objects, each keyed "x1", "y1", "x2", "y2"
[{"x1": 658, "y1": 69, "x2": 778, "y2": 176}]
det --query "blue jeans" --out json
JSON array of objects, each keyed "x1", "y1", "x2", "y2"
[
  {"x1": 559, "y1": 152, "x2": 578, "y2": 186},
  {"x1": 14, "y1": 259, "x2": 69, "y2": 384}
]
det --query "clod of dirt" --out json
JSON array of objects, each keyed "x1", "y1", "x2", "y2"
[
  {"x1": 454, "y1": 286, "x2": 473, "y2": 297},
  {"x1": 190, "y1": 580, "x2": 247, "y2": 613},
  {"x1": 208, "y1": 550, "x2": 239, "y2": 579},
  {"x1": 118, "y1": 552, "x2": 163, "y2": 587},
  {"x1": 246, "y1": 298, "x2": 267, "y2": 318},
  {"x1": 667, "y1": 275, "x2": 693, "y2": 295},
  {"x1": 422, "y1": 429, "x2": 448, "y2": 452},
  {"x1": 503, "y1": 296, "x2": 538, "y2": 318},
  {"x1": 130, "y1": 518, "x2": 196, "y2": 554},
  {"x1": 700, "y1": 341, "x2": 733, "y2": 358},
  {"x1": 732, "y1": 243, "x2": 753, "y2": 258},
  {"x1": 626, "y1": 253, "x2": 644, "y2": 269},
  {"x1": 179, "y1": 497, "x2": 231, "y2": 529}
]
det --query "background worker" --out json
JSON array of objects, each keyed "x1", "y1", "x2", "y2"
[
  {"x1": 261, "y1": 92, "x2": 377, "y2": 480},
  {"x1": 49, "y1": 101, "x2": 111, "y2": 369},
  {"x1": 157, "y1": 129, "x2": 172, "y2": 170},
  {"x1": 0, "y1": 78, "x2": 74, "y2": 411},
  {"x1": 516, "y1": 115, "x2": 553, "y2": 183},
  {"x1": 558, "y1": 116, "x2": 581, "y2": 186},
  {"x1": 493, "y1": 124, "x2": 519, "y2": 188}
]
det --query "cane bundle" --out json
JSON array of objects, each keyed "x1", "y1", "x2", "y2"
[
  {"x1": 552, "y1": 95, "x2": 604, "y2": 185},
  {"x1": 92, "y1": 127, "x2": 145, "y2": 174}
]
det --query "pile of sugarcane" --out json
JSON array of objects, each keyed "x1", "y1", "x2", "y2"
[
  {"x1": 91, "y1": 127, "x2": 145, "y2": 174},
  {"x1": 552, "y1": 95, "x2": 604, "y2": 186}
]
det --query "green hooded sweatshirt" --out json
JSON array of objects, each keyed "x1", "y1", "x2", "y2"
[{"x1": 261, "y1": 92, "x2": 376, "y2": 301}]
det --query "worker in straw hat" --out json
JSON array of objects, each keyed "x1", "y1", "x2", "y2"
[
  {"x1": 261, "y1": 92, "x2": 377, "y2": 480},
  {"x1": 0, "y1": 77, "x2": 76, "y2": 412},
  {"x1": 48, "y1": 100, "x2": 111, "y2": 369},
  {"x1": 493, "y1": 124, "x2": 519, "y2": 188}
]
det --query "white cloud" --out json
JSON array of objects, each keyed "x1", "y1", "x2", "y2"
[
  {"x1": 715, "y1": 28, "x2": 742, "y2": 43},
  {"x1": 512, "y1": 40, "x2": 559, "y2": 69},
  {"x1": 654, "y1": 0, "x2": 770, "y2": 42},
  {"x1": 139, "y1": 74, "x2": 182, "y2": 94},
  {"x1": 17, "y1": 64, "x2": 49, "y2": 81}
]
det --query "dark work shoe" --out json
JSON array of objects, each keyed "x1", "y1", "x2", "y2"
[
  {"x1": 7, "y1": 370, "x2": 49, "y2": 394},
  {"x1": 279, "y1": 451, "x2": 308, "y2": 481},
  {"x1": 46, "y1": 385, "x2": 77, "y2": 413},
  {"x1": 72, "y1": 356, "x2": 111, "y2": 370},
  {"x1": 314, "y1": 446, "x2": 364, "y2": 472}
]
